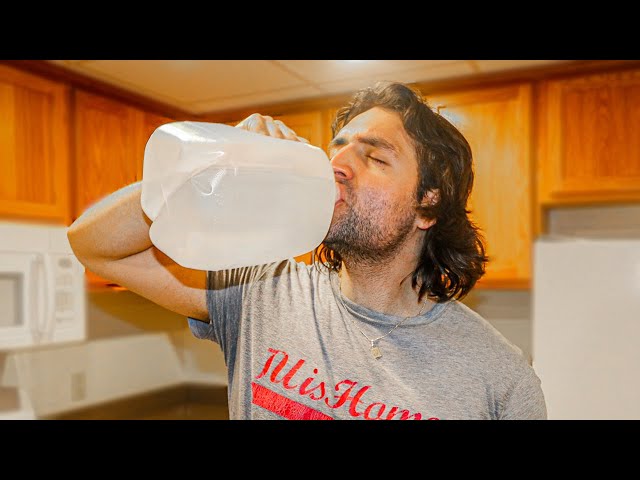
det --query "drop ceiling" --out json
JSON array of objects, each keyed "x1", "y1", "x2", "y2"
[{"x1": 48, "y1": 60, "x2": 572, "y2": 115}]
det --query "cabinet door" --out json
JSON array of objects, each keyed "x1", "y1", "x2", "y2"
[
  {"x1": 428, "y1": 84, "x2": 533, "y2": 289},
  {"x1": 73, "y1": 90, "x2": 140, "y2": 221},
  {"x1": 322, "y1": 107, "x2": 340, "y2": 154},
  {"x1": 0, "y1": 64, "x2": 70, "y2": 224},
  {"x1": 537, "y1": 68, "x2": 640, "y2": 205},
  {"x1": 273, "y1": 111, "x2": 326, "y2": 265},
  {"x1": 273, "y1": 111, "x2": 324, "y2": 148},
  {"x1": 134, "y1": 111, "x2": 174, "y2": 181}
]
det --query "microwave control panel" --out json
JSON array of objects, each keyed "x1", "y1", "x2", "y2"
[{"x1": 51, "y1": 254, "x2": 83, "y2": 322}]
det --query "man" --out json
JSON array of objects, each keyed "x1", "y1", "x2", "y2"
[{"x1": 68, "y1": 82, "x2": 547, "y2": 420}]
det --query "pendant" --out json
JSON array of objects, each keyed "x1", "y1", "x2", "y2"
[{"x1": 371, "y1": 342, "x2": 382, "y2": 360}]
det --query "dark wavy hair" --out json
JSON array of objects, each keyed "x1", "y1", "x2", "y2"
[{"x1": 314, "y1": 81, "x2": 488, "y2": 303}]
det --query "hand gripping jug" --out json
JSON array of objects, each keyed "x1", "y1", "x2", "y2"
[{"x1": 140, "y1": 121, "x2": 336, "y2": 271}]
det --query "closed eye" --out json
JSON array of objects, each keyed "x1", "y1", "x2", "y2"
[{"x1": 368, "y1": 155, "x2": 387, "y2": 165}]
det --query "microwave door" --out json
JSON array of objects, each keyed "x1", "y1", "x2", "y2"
[{"x1": 0, "y1": 253, "x2": 44, "y2": 349}]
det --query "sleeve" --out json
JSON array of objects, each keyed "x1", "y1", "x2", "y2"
[
  {"x1": 499, "y1": 367, "x2": 548, "y2": 420},
  {"x1": 186, "y1": 260, "x2": 295, "y2": 358},
  {"x1": 186, "y1": 266, "x2": 260, "y2": 347}
]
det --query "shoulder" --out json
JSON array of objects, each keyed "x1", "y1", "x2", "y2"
[
  {"x1": 438, "y1": 300, "x2": 532, "y2": 373},
  {"x1": 254, "y1": 258, "x2": 326, "y2": 281},
  {"x1": 439, "y1": 301, "x2": 546, "y2": 418},
  {"x1": 219, "y1": 258, "x2": 332, "y2": 292}
]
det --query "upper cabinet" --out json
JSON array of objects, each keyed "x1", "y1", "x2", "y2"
[
  {"x1": 275, "y1": 111, "x2": 327, "y2": 266},
  {"x1": 73, "y1": 90, "x2": 141, "y2": 221},
  {"x1": 273, "y1": 111, "x2": 324, "y2": 149},
  {"x1": 0, "y1": 64, "x2": 71, "y2": 225},
  {"x1": 536, "y1": 68, "x2": 640, "y2": 206},
  {"x1": 322, "y1": 107, "x2": 340, "y2": 153},
  {"x1": 428, "y1": 84, "x2": 533, "y2": 289},
  {"x1": 134, "y1": 111, "x2": 175, "y2": 180},
  {"x1": 73, "y1": 91, "x2": 174, "y2": 222},
  {"x1": 74, "y1": 91, "x2": 175, "y2": 287},
  {"x1": 6, "y1": 61, "x2": 639, "y2": 289}
]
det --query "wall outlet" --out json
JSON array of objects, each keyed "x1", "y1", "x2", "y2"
[{"x1": 70, "y1": 372, "x2": 86, "y2": 402}]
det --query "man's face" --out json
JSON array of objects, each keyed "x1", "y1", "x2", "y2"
[{"x1": 324, "y1": 107, "x2": 423, "y2": 263}]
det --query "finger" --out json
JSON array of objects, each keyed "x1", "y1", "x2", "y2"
[
  {"x1": 234, "y1": 116, "x2": 251, "y2": 130},
  {"x1": 247, "y1": 114, "x2": 270, "y2": 136},
  {"x1": 235, "y1": 113, "x2": 260, "y2": 128},
  {"x1": 266, "y1": 120, "x2": 286, "y2": 139},
  {"x1": 236, "y1": 113, "x2": 270, "y2": 136},
  {"x1": 296, "y1": 136, "x2": 311, "y2": 144},
  {"x1": 274, "y1": 120, "x2": 300, "y2": 142}
]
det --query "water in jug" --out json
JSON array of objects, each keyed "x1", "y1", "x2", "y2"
[{"x1": 141, "y1": 121, "x2": 336, "y2": 271}]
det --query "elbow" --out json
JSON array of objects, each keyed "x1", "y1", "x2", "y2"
[
  {"x1": 67, "y1": 224, "x2": 81, "y2": 254},
  {"x1": 67, "y1": 224, "x2": 92, "y2": 266}
]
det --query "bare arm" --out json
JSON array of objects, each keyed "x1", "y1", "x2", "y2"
[
  {"x1": 68, "y1": 181, "x2": 152, "y2": 260},
  {"x1": 67, "y1": 181, "x2": 208, "y2": 321}
]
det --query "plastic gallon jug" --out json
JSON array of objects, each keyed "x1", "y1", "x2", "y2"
[{"x1": 140, "y1": 121, "x2": 336, "y2": 271}]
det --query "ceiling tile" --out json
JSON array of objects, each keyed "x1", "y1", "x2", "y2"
[
  {"x1": 45, "y1": 60, "x2": 581, "y2": 116},
  {"x1": 71, "y1": 60, "x2": 308, "y2": 105},
  {"x1": 191, "y1": 85, "x2": 325, "y2": 115},
  {"x1": 276, "y1": 60, "x2": 463, "y2": 84},
  {"x1": 315, "y1": 61, "x2": 475, "y2": 96}
]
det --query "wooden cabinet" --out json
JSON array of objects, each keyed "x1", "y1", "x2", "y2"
[
  {"x1": 73, "y1": 91, "x2": 174, "y2": 221},
  {"x1": 74, "y1": 92, "x2": 175, "y2": 288},
  {"x1": 322, "y1": 107, "x2": 340, "y2": 153},
  {"x1": 73, "y1": 90, "x2": 141, "y2": 221},
  {"x1": 273, "y1": 111, "x2": 324, "y2": 148},
  {"x1": 134, "y1": 111, "x2": 174, "y2": 180},
  {"x1": 536, "y1": 68, "x2": 640, "y2": 206},
  {"x1": 0, "y1": 64, "x2": 71, "y2": 225},
  {"x1": 428, "y1": 84, "x2": 533, "y2": 289},
  {"x1": 272, "y1": 111, "x2": 327, "y2": 265}
]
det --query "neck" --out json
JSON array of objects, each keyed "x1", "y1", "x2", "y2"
[{"x1": 337, "y1": 236, "x2": 432, "y2": 318}]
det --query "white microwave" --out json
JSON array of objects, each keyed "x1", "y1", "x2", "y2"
[{"x1": 0, "y1": 221, "x2": 86, "y2": 350}]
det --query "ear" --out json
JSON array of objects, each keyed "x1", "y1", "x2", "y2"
[{"x1": 416, "y1": 189, "x2": 439, "y2": 231}]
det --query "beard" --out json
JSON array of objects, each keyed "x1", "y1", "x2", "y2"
[{"x1": 323, "y1": 185, "x2": 418, "y2": 265}]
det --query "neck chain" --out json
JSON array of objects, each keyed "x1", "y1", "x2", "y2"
[{"x1": 335, "y1": 275, "x2": 430, "y2": 360}]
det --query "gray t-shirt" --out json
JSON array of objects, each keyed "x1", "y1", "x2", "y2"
[{"x1": 188, "y1": 259, "x2": 547, "y2": 420}]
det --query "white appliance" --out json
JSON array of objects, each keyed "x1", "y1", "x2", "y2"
[
  {"x1": 0, "y1": 220, "x2": 86, "y2": 350},
  {"x1": 531, "y1": 236, "x2": 640, "y2": 420}
]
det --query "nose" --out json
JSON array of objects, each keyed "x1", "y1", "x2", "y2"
[{"x1": 330, "y1": 144, "x2": 355, "y2": 181}]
